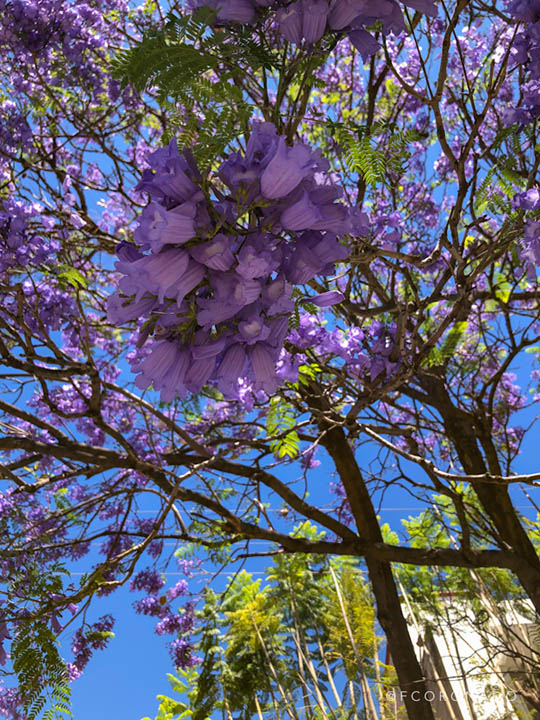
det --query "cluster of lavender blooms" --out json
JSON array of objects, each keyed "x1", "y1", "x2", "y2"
[
  {"x1": 512, "y1": 187, "x2": 540, "y2": 274},
  {"x1": 506, "y1": 0, "x2": 540, "y2": 122},
  {"x1": 0, "y1": 201, "x2": 59, "y2": 273},
  {"x1": 70, "y1": 615, "x2": 115, "y2": 675},
  {"x1": 285, "y1": 313, "x2": 403, "y2": 384},
  {"x1": 0, "y1": 479, "x2": 199, "y2": 685},
  {"x1": 109, "y1": 122, "x2": 369, "y2": 400},
  {"x1": 189, "y1": 0, "x2": 437, "y2": 59},
  {"x1": 505, "y1": 1, "x2": 540, "y2": 275},
  {"x1": 0, "y1": 0, "x2": 129, "y2": 100},
  {"x1": 130, "y1": 568, "x2": 198, "y2": 668},
  {"x1": 0, "y1": 1, "x2": 202, "y2": 715}
]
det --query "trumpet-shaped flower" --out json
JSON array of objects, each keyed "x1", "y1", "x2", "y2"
[{"x1": 110, "y1": 126, "x2": 357, "y2": 401}]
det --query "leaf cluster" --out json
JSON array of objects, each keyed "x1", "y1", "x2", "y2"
[
  {"x1": 12, "y1": 620, "x2": 71, "y2": 720},
  {"x1": 112, "y1": 10, "x2": 280, "y2": 165},
  {"x1": 144, "y1": 529, "x2": 382, "y2": 720},
  {"x1": 328, "y1": 120, "x2": 424, "y2": 186},
  {"x1": 266, "y1": 396, "x2": 300, "y2": 459}
]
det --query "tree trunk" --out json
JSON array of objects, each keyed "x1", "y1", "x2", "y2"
[
  {"x1": 421, "y1": 375, "x2": 540, "y2": 615},
  {"x1": 321, "y1": 424, "x2": 436, "y2": 720}
]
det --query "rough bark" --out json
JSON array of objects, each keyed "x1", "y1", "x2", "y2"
[
  {"x1": 320, "y1": 421, "x2": 435, "y2": 720},
  {"x1": 418, "y1": 373, "x2": 540, "y2": 615}
]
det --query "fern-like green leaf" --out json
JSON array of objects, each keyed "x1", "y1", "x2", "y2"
[{"x1": 266, "y1": 397, "x2": 300, "y2": 459}]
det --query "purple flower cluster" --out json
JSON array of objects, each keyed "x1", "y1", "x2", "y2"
[
  {"x1": 170, "y1": 637, "x2": 199, "y2": 668},
  {"x1": 189, "y1": 0, "x2": 437, "y2": 59},
  {"x1": 0, "y1": 687, "x2": 23, "y2": 720},
  {"x1": 0, "y1": 201, "x2": 56, "y2": 272},
  {"x1": 109, "y1": 122, "x2": 366, "y2": 400},
  {"x1": 513, "y1": 187, "x2": 540, "y2": 275},
  {"x1": 506, "y1": 0, "x2": 540, "y2": 122},
  {"x1": 0, "y1": 210, "x2": 26, "y2": 267},
  {"x1": 0, "y1": 0, "x2": 128, "y2": 98},
  {"x1": 286, "y1": 313, "x2": 403, "y2": 383},
  {"x1": 131, "y1": 570, "x2": 195, "y2": 667},
  {"x1": 71, "y1": 615, "x2": 115, "y2": 672},
  {"x1": 130, "y1": 568, "x2": 166, "y2": 595}
]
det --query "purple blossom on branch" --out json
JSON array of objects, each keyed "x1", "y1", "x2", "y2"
[
  {"x1": 109, "y1": 123, "x2": 363, "y2": 401},
  {"x1": 189, "y1": 0, "x2": 438, "y2": 59}
]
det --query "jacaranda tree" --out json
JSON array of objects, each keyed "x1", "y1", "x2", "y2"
[{"x1": 1, "y1": 0, "x2": 540, "y2": 718}]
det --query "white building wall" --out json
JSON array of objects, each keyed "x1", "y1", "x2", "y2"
[{"x1": 399, "y1": 598, "x2": 539, "y2": 720}]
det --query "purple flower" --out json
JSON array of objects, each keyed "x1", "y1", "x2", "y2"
[
  {"x1": 347, "y1": 27, "x2": 381, "y2": 59},
  {"x1": 159, "y1": 348, "x2": 192, "y2": 403},
  {"x1": 155, "y1": 203, "x2": 197, "y2": 249},
  {"x1": 189, "y1": 0, "x2": 436, "y2": 52},
  {"x1": 521, "y1": 220, "x2": 540, "y2": 270},
  {"x1": 264, "y1": 275, "x2": 294, "y2": 315},
  {"x1": 281, "y1": 191, "x2": 322, "y2": 230},
  {"x1": 136, "y1": 140, "x2": 200, "y2": 205},
  {"x1": 129, "y1": 247, "x2": 190, "y2": 303},
  {"x1": 167, "y1": 580, "x2": 188, "y2": 600},
  {"x1": 107, "y1": 293, "x2": 157, "y2": 324},
  {"x1": 217, "y1": 344, "x2": 248, "y2": 392},
  {"x1": 189, "y1": 0, "x2": 256, "y2": 23},
  {"x1": 0, "y1": 621, "x2": 10, "y2": 667},
  {"x1": 402, "y1": 0, "x2": 437, "y2": 15},
  {"x1": 133, "y1": 341, "x2": 184, "y2": 393},
  {"x1": 507, "y1": 0, "x2": 540, "y2": 22},
  {"x1": 130, "y1": 569, "x2": 166, "y2": 594},
  {"x1": 155, "y1": 611, "x2": 186, "y2": 635},
  {"x1": 301, "y1": 0, "x2": 329, "y2": 43},
  {"x1": 235, "y1": 241, "x2": 279, "y2": 279},
  {"x1": 134, "y1": 596, "x2": 164, "y2": 617},
  {"x1": 216, "y1": 0, "x2": 256, "y2": 22},
  {"x1": 329, "y1": 0, "x2": 370, "y2": 31},
  {"x1": 238, "y1": 315, "x2": 271, "y2": 344},
  {"x1": 311, "y1": 290, "x2": 344, "y2": 307},
  {"x1": 513, "y1": 187, "x2": 540, "y2": 210},
  {"x1": 110, "y1": 125, "x2": 359, "y2": 400},
  {"x1": 251, "y1": 343, "x2": 279, "y2": 393},
  {"x1": 190, "y1": 234, "x2": 235, "y2": 270},
  {"x1": 261, "y1": 138, "x2": 317, "y2": 199},
  {"x1": 276, "y1": 2, "x2": 302, "y2": 44},
  {"x1": 185, "y1": 354, "x2": 218, "y2": 392},
  {"x1": 170, "y1": 637, "x2": 197, "y2": 668},
  {"x1": 300, "y1": 446, "x2": 321, "y2": 470}
]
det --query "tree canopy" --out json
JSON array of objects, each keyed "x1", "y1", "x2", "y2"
[{"x1": 0, "y1": 0, "x2": 540, "y2": 718}]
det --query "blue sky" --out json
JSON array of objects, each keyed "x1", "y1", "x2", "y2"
[
  {"x1": 66, "y1": 454, "x2": 429, "y2": 719},
  {"x1": 69, "y1": 399, "x2": 540, "y2": 720},
  {"x1": 64, "y1": 332, "x2": 540, "y2": 719},
  {"x1": 27, "y1": 7, "x2": 540, "y2": 716}
]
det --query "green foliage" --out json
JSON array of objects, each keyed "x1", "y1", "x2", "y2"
[
  {"x1": 266, "y1": 396, "x2": 300, "y2": 459},
  {"x1": 113, "y1": 9, "x2": 219, "y2": 94},
  {"x1": 144, "y1": 524, "x2": 384, "y2": 720},
  {"x1": 57, "y1": 266, "x2": 87, "y2": 290},
  {"x1": 112, "y1": 10, "x2": 281, "y2": 165},
  {"x1": 327, "y1": 120, "x2": 422, "y2": 186},
  {"x1": 160, "y1": 79, "x2": 252, "y2": 167},
  {"x1": 397, "y1": 491, "x2": 528, "y2": 617},
  {"x1": 475, "y1": 154, "x2": 525, "y2": 216},
  {"x1": 346, "y1": 132, "x2": 386, "y2": 185},
  {"x1": 187, "y1": 592, "x2": 222, "y2": 720},
  {"x1": 440, "y1": 320, "x2": 468, "y2": 357},
  {"x1": 322, "y1": 565, "x2": 377, "y2": 681},
  {"x1": 218, "y1": 572, "x2": 288, "y2": 718},
  {"x1": 3, "y1": 561, "x2": 73, "y2": 720},
  {"x1": 296, "y1": 362, "x2": 323, "y2": 387},
  {"x1": 141, "y1": 669, "x2": 211, "y2": 720},
  {"x1": 12, "y1": 620, "x2": 71, "y2": 720},
  {"x1": 423, "y1": 320, "x2": 469, "y2": 367}
]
